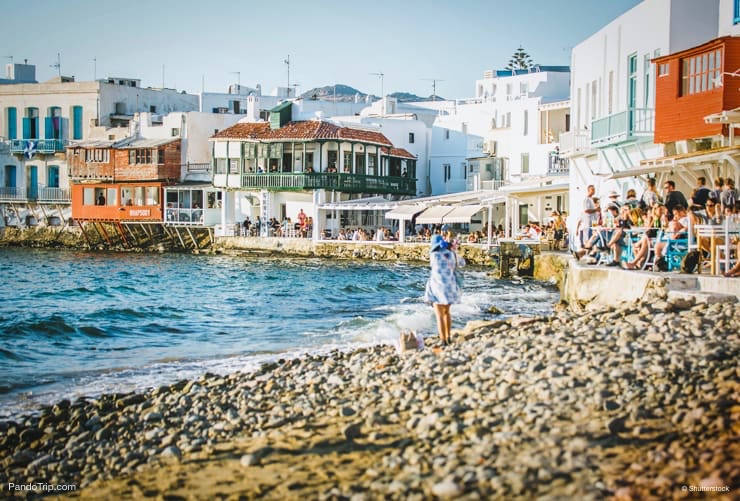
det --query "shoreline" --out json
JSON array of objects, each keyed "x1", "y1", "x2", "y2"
[{"x1": 1, "y1": 297, "x2": 737, "y2": 499}]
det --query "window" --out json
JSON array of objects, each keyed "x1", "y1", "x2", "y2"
[
  {"x1": 85, "y1": 148, "x2": 109, "y2": 163},
  {"x1": 146, "y1": 186, "x2": 159, "y2": 205},
  {"x1": 215, "y1": 158, "x2": 227, "y2": 174},
  {"x1": 658, "y1": 63, "x2": 669, "y2": 76},
  {"x1": 46, "y1": 106, "x2": 62, "y2": 140},
  {"x1": 47, "y1": 165, "x2": 59, "y2": 188},
  {"x1": 505, "y1": 112, "x2": 511, "y2": 127},
  {"x1": 121, "y1": 187, "x2": 133, "y2": 205},
  {"x1": 681, "y1": 49, "x2": 722, "y2": 96},
  {"x1": 735, "y1": 0, "x2": 740, "y2": 24},
  {"x1": 129, "y1": 149, "x2": 154, "y2": 164},
  {"x1": 608, "y1": 71, "x2": 614, "y2": 114},
  {"x1": 149, "y1": 105, "x2": 157, "y2": 113},
  {"x1": 644, "y1": 54, "x2": 652, "y2": 108},
  {"x1": 83, "y1": 187, "x2": 95, "y2": 205},
  {"x1": 72, "y1": 105, "x2": 83, "y2": 140},
  {"x1": 521, "y1": 153, "x2": 530, "y2": 174},
  {"x1": 523, "y1": 110, "x2": 529, "y2": 136},
  {"x1": 229, "y1": 159, "x2": 239, "y2": 174},
  {"x1": 443, "y1": 163, "x2": 451, "y2": 183},
  {"x1": 408, "y1": 132, "x2": 415, "y2": 144},
  {"x1": 519, "y1": 82, "x2": 528, "y2": 97},
  {"x1": 444, "y1": 129, "x2": 450, "y2": 140},
  {"x1": 6, "y1": 107, "x2": 17, "y2": 139},
  {"x1": 23, "y1": 107, "x2": 39, "y2": 139},
  {"x1": 628, "y1": 53, "x2": 637, "y2": 110},
  {"x1": 171, "y1": 128, "x2": 180, "y2": 137},
  {"x1": 461, "y1": 162, "x2": 467, "y2": 180}
]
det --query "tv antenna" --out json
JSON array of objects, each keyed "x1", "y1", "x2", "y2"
[
  {"x1": 370, "y1": 71, "x2": 384, "y2": 98},
  {"x1": 50, "y1": 53, "x2": 61, "y2": 77},
  {"x1": 284, "y1": 55, "x2": 291, "y2": 96},
  {"x1": 92, "y1": 57, "x2": 96, "y2": 80},
  {"x1": 422, "y1": 78, "x2": 444, "y2": 101}
]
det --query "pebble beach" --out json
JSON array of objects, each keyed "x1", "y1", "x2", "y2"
[{"x1": 1, "y1": 294, "x2": 738, "y2": 500}]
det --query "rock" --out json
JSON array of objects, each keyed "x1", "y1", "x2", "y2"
[
  {"x1": 160, "y1": 446, "x2": 181, "y2": 461},
  {"x1": 431, "y1": 480, "x2": 461, "y2": 498},
  {"x1": 240, "y1": 453, "x2": 260, "y2": 467},
  {"x1": 343, "y1": 422, "x2": 363, "y2": 441}
]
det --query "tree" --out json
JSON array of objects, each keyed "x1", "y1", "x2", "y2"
[{"x1": 505, "y1": 46, "x2": 535, "y2": 71}]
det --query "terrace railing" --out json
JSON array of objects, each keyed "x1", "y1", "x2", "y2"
[
  {"x1": 590, "y1": 108, "x2": 654, "y2": 148},
  {"x1": 239, "y1": 172, "x2": 416, "y2": 196}
]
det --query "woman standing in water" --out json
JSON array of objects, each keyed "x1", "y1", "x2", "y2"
[{"x1": 424, "y1": 234, "x2": 463, "y2": 345}]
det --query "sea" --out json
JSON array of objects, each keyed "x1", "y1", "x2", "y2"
[{"x1": 0, "y1": 248, "x2": 560, "y2": 419}]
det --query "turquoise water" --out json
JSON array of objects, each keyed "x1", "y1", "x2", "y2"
[{"x1": 0, "y1": 248, "x2": 559, "y2": 417}]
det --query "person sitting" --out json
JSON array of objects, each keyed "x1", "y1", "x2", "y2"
[
  {"x1": 651, "y1": 205, "x2": 689, "y2": 269},
  {"x1": 605, "y1": 205, "x2": 632, "y2": 266},
  {"x1": 723, "y1": 237, "x2": 740, "y2": 277}
]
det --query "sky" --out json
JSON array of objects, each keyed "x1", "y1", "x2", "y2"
[{"x1": 2, "y1": 0, "x2": 643, "y2": 100}]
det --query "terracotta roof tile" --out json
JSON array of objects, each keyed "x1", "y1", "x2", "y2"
[
  {"x1": 211, "y1": 120, "x2": 393, "y2": 147},
  {"x1": 211, "y1": 122, "x2": 271, "y2": 139},
  {"x1": 381, "y1": 147, "x2": 416, "y2": 159}
]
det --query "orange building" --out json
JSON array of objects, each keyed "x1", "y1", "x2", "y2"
[
  {"x1": 67, "y1": 138, "x2": 181, "y2": 223},
  {"x1": 653, "y1": 36, "x2": 740, "y2": 145}
]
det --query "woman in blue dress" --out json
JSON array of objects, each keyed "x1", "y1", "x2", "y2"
[{"x1": 424, "y1": 234, "x2": 462, "y2": 345}]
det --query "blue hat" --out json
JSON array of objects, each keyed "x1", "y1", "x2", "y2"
[{"x1": 430, "y1": 234, "x2": 447, "y2": 252}]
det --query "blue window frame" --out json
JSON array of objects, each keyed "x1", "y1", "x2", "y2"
[
  {"x1": 6, "y1": 107, "x2": 17, "y2": 139},
  {"x1": 735, "y1": 0, "x2": 740, "y2": 24},
  {"x1": 48, "y1": 165, "x2": 60, "y2": 188},
  {"x1": 72, "y1": 105, "x2": 83, "y2": 140}
]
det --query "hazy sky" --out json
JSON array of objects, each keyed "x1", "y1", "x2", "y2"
[{"x1": 2, "y1": 0, "x2": 642, "y2": 99}]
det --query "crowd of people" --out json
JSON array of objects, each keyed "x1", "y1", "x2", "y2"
[{"x1": 574, "y1": 177, "x2": 739, "y2": 276}]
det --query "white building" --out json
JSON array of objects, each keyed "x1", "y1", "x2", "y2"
[
  {"x1": 561, "y1": 0, "x2": 721, "y2": 228},
  {"x1": 413, "y1": 66, "x2": 571, "y2": 231},
  {"x1": 0, "y1": 63, "x2": 198, "y2": 226}
]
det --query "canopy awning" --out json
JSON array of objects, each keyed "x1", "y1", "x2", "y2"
[
  {"x1": 442, "y1": 205, "x2": 484, "y2": 223},
  {"x1": 604, "y1": 164, "x2": 676, "y2": 180},
  {"x1": 384, "y1": 205, "x2": 425, "y2": 220},
  {"x1": 415, "y1": 205, "x2": 455, "y2": 224}
]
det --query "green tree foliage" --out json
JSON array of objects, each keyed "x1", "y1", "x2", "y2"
[{"x1": 505, "y1": 46, "x2": 534, "y2": 71}]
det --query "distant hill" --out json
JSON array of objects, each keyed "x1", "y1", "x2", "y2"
[{"x1": 300, "y1": 85, "x2": 444, "y2": 103}]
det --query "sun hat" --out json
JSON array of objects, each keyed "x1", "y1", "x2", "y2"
[
  {"x1": 608, "y1": 190, "x2": 620, "y2": 198},
  {"x1": 430, "y1": 234, "x2": 447, "y2": 252}
]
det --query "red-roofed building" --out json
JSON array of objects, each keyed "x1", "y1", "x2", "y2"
[{"x1": 209, "y1": 103, "x2": 417, "y2": 237}]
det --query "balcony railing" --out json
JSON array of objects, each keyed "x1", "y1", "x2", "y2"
[
  {"x1": 547, "y1": 154, "x2": 570, "y2": 175},
  {"x1": 185, "y1": 162, "x2": 211, "y2": 172},
  {"x1": 0, "y1": 187, "x2": 25, "y2": 201},
  {"x1": 238, "y1": 172, "x2": 416, "y2": 195},
  {"x1": 10, "y1": 139, "x2": 67, "y2": 155},
  {"x1": 558, "y1": 131, "x2": 590, "y2": 156},
  {"x1": 0, "y1": 186, "x2": 70, "y2": 203},
  {"x1": 590, "y1": 108, "x2": 654, "y2": 148},
  {"x1": 37, "y1": 187, "x2": 71, "y2": 202}
]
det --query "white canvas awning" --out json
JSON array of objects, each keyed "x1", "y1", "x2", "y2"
[
  {"x1": 442, "y1": 205, "x2": 484, "y2": 223},
  {"x1": 415, "y1": 206, "x2": 454, "y2": 224},
  {"x1": 604, "y1": 164, "x2": 676, "y2": 180},
  {"x1": 384, "y1": 205, "x2": 425, "y2": 220}
]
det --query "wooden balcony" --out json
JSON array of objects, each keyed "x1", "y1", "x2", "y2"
[{"x1": 238, "y1": 172, "x2": 416, "y2": 195}]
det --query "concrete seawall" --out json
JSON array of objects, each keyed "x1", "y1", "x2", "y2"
[{"x1": 2, "y1": 229, "x2": 737, "y2": 306}]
